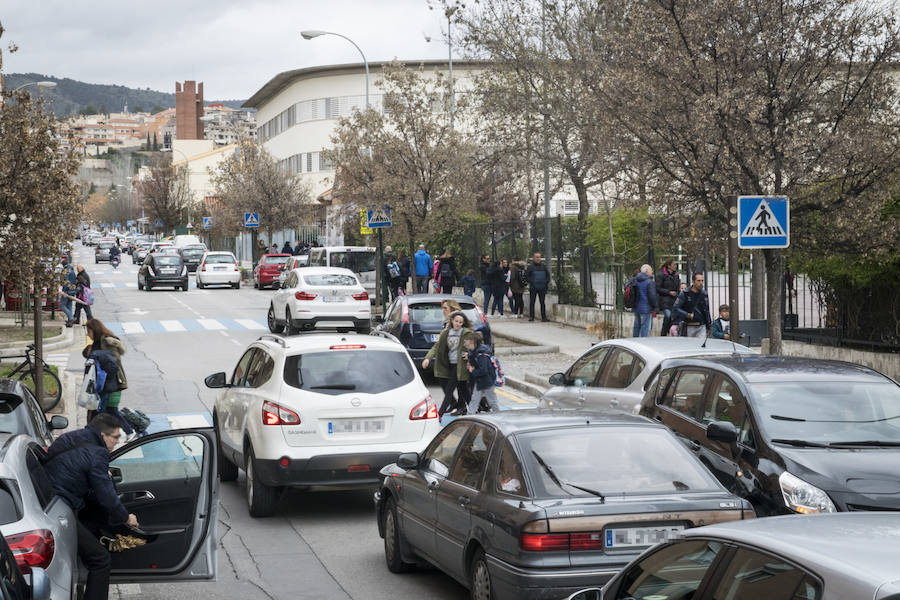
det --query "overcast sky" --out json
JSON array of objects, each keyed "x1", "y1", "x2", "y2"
[{"x1": 3, "y1": 0, "x2": 452, "y2": 99}]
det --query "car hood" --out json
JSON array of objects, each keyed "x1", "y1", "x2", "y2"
[{"x1": 779, "y1": 447, "x2": 900, "y2": 498}]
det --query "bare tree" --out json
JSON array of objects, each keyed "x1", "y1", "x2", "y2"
[{"x1": 136, "y1": 156, "x2": 191, "y2": 235}]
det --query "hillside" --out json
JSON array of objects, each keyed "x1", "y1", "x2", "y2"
[{"x1": 4, "y1": 73, "x2": 247, "y2": 117}]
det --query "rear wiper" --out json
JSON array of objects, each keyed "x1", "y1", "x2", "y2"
[
  {"x1": 827, "y1": 440, "x2": 900, "y2": 447},
  {"x1": 769, "y1": 438, "x2": 831, "y2": 448},
  {"x1": 309, "y1": 384, "x2": 356, "y2": 390},
  {"x1": 531, "y1": 450, "x2": 605, "y2": 502},
  {"x1": 770, "y1": 415, "x2": 806, "y2": 422}
]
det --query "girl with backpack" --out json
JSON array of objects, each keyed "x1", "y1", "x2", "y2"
[
  {"x1": 422, "y1": 311, "x2": 472, "y2": 418},
  {"x1": 437, "y1": 251, "x2": 457, "y2": 294},
  {"x1": 465, "y1": 331, "x2": 500, "y2": 414}
]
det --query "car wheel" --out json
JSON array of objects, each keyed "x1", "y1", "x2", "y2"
[
  {"x1": 232, "y1": 281, "x2": 240, "y2": 289},
  {"x1": 285, "y1": 308, "x2": 299, "y2": 336},
  {"x1": 469, "y1": 548, "x2": 494, "y2": 600},
  {"x1": 182, "y1": 284, "x2": 189, "y2": 291},
  {"x1": 267, "y1": 304, "x2": 283, "y2": 333},
  {"x1": 246, "y1": 446, "x2": 279, "y2": 518},
  {"x1": 145, "y1": 283, "x2": 152, "y2": 291},
  {"x1": 253, "y1": 279, "x2": 259, "y2": 289},
  {"x1": 138, "y1": 280, "x2": 143, "y2": 290},
  {"x1": 196, "y1": 280, "x2": 203, "y2": 289},
  {"x1": 216, "y1": 418, "x2": 238, "y2": 483},
  {"x1": 384, "y1": 497, "x2": 415, "y2": 573}
]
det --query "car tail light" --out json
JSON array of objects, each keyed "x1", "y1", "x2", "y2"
[
  {"x1": 401, "y1": 302, "x2": 410, "y2": 324},
  {"x1": 295, "y1": 291, "x2": 317, "y2": 300},
  {"x1": 409, "y1": 395, "x2": 438, "y2": 420},
  {"x1": 520, "y1": 533, "x2": 570, "y2": 552},
  {"x1": 570, "y1": 533, "x2": 604, "y2": 551},
  {"x1": 6, "y1": 529, "x2": 54, "y2": 573},
  {"x1": 262, "y1": 401, "x2": 300, "y2": 426},
  {"x1": 201, "y1": 265, "x2": 207, "y2": 271},
  {"x1": 352, "y1": 291, "x2": 369, "y2": 301},
  {"x1": 234, "y1": 262, "x2": 239, "y2": 271},
  {"x1": 330, "y1": 344, "x2": 366, "y2": 350}
]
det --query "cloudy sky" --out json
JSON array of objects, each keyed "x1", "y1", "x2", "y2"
[{"x1": 2, "y1": 0, "x2": 452, "y2": 99}]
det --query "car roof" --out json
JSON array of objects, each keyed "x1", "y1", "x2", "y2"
[
  {"x1": 665, "y1": 355, "x2": 890, "y2": 384},
  {"x1": 293, "y1": 266, "x2": 358, "y2": 277},
  {"x1": 587, "y1": 337, "x2": 757, "y2": 363},
  {"x1": 404, "y1": 294, "x2": 479, "y2": 305},
  {"x1": 253, "y1": 333, "x2": 402, "y2": 354},
  {"x1": 459, "y1": 408, "x2": 659, "y2": 436},
  {"x1": 685, "y1": 513, "x2": 900, "y2": 583},
  {"x1": 204, "y1": 250, "x2": 234, "y2": 255}
]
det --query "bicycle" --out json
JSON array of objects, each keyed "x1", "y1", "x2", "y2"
[{"x1": 6, "y1": 344, "x2": 62, "y2": 412}]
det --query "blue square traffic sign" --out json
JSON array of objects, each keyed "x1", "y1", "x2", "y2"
[
  {"x1": 203, "y1": 216, "x2": 213, "y2": 229},
  {"x1": 366, "y1": 205, "x2": 391, "y2": 228},
  {"x1": 243, "y1": 212, "x2": 259, "y2": 228},
  {"x1": 738, "y1": 196, "x2": 789, "y2": 249}
]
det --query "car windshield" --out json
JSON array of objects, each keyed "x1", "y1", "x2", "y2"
[
  {"x1": 751, "y1": 381, "x2": 900, "y2": 444},
  {"x1": 409, "y1": 303, "x2": 444, "y2": 323},
  {"x1": 331, "y1": 251, "x2": 376, "y2": 273},
  {"x1": 303, "y1": 274, "x2": 358, "y2": 287},
  {"x1": 205, "y1": 254, "x2": 235, "y2": 264},
  {"x1": 518, "y1": 426, "x2": 719, "y2": 498},
  {"x1": 183, "y1": 245, "x2": 206, "y2": 252},
  {"x1": 154, "y1": 256, "x2": 181, "y2": 266},
  {"x1": 264, "y1": 255, "x2": 290, "y2": 265},
  {"x1": 283, "y1": 350, "x2": 414, "y2": 395}
]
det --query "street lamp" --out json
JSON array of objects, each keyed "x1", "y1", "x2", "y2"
[
  {"x1": 13, "y1": 81, "x2": 56, "y2": 92},
  {"x1": 300, "y1": 30, "x2": 369, "y2": 109}
]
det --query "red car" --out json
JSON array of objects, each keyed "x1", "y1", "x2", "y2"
[{"x1": 253, "y1": 254, "x2": 291, "y2": 289}]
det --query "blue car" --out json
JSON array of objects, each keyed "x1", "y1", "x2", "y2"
[{"x1": 374, "y1": 294, "x2": 492, "y2": 369}]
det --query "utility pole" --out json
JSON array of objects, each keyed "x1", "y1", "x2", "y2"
[
  {"x1": 728, "y1": 196, "x2": 740, "y2": 347},
  {"x1": 541, "y1": 0, "x2": 551, "y2": 265}
]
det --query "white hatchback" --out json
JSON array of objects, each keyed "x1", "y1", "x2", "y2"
[
  {"x1": 196, "y1": 251, "x2": 241, "y2": 289},
  {"x1": 268, "y1": 266, "x2": 371, "y2": 335},
  {"x1": 205, "y1": 333, "x2": 441, "y2": 517}
]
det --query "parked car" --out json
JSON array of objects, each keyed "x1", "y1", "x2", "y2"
[
  {"x1": 307, "y1": 246, "x2": 377, "y2": 300},
  {"x1": 0, "y1": 379, "x2": 68, "y2": 449},
  {"x1": 138, "y1": 253, "x2": 189, "y2": 291},
  {"x1": 267, "y1": 267, "x2": 371, "y2": 334},
  {"x1": 94, "y1": 239, "x2": 117, "y2": 263},
  {"x1": 206, "y1": 332, "x2": 441, "y2": 517},
  {"x1": 85, "y1": 232, "x2": 102, "y2": 247},
  {"x1": 0, "y1": 525, "x2": 51, "y2": 600},
  {"x1": 375, "y1": 410, "x2": 753, "y2": 600},
  {"x1": 253, "y1": 254, "x2": 291, "y2": 289},
  {"x1": 640, "y1": 355, "x2": 900, "y2": 516},
  {"x1": 0, "y1": 428, "x2": 218, "y2": 599},
  {"x1": 276, "y1": 255, "x2": 309, "y2": 288},
  {"x1": 539, "y1": 337, "x2": 757, "y2": 415},
  {"x1": 178, "y1": 243, "x2": 208, "y2": 272},
  {"x1": 567, "y1": 512, "x2": 900, "y2": 600},
  {"x1": 375, "y1": 294, "x2": 492, "y2": 369},
  {"x1": 132, "y1": 241, "x2": 152, "y2": 264},
  {"x1": 196, "y1": 251, "x2": 240, "y2": 289}
]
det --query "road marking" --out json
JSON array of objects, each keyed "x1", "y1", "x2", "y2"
[
  {"x1": 497, "y1": 387, "x2": 534, "y2": 405},
  {"x1": 168, "y1": 413, "x2": 211, "y2": 429},
  {"x1": 198, "y1": 318, "x2": 225, "y2": 330},
  {"x1": 99, "y1": 283, "x2": 115, "y2": 288},
  {"x1": 235, "y1": 318, "x2": 267, "y2": 330},
  {"x1": 120, "y1": 321, "x2": 144, "y2": 335},
  {"x1": 230, "y1": 339, "x2": 242, "y2": 346},
  {"x1": 160, "y1": 320, "x2": 186, "y2": 332}
]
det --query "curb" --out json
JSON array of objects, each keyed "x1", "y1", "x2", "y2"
[
  {"x1": 491, "y1": 330, "x2": 546, "y2": 347},
  {"x1": 0, "y1": 324, "x2": 74, "y2": 359},
  {"x1": 494, "y1": 344, "x2": 560, "y2": 356},
  {"x1": 504, "y1": 376, "x2": 546, "y2": 399},
  {"x1": 524, "y1": 373, "x2": 552, "y2": 390}
]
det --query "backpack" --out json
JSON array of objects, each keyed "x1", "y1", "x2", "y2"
[
  {"x1": 490, "y1": 354, "x2": 505, "y2": 387},
  {"x1": 387, "y1": 261, "x2": 400, "y2": 278},
  {"x1": 516, "y1": 268, "x2": 528, "y2": 288},
  {"x1": 79, "y1": 285, "x2": 95, "y2": 306},
  {"x1": 120, "y1": 407, "x2": 151, "y2": 433},
  {"x1": 623, "y1": 278, "x2": 636, "y2": 310},
  {"x1": 439, "y1": 261, "x2": 453, "y2": 280}
]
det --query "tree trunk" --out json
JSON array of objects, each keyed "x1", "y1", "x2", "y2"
[
  {"x1": 572, "y1": 174, "x2": 594, "y2": 305},
  {"x1": 764, "y1": 249, "x2": 783, "y2": 354}
]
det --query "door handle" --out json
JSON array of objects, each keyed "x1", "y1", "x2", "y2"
[
  {"x1": 120, "y1": 490, "x2": 156, "y2": 502},
  {"x1": 458, "y1": 495, "x2": 470, "y2": 507}
]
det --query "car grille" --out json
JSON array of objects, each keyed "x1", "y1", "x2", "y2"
[{"x1": 847, "y1": 503, "x2": 899, "y2": 512}]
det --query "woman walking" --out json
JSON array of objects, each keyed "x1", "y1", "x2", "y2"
[
  {"x1": 73, "y1": 265, "x2": 93, "y2": 324},
  {"x1": 421, "y1": 311, "x2": 472, "y2": 418},
  {"x1": 85, "y1": 318, "x2": 135, "y2": 439},
  {"x1": 436, "y1": 251, "x2": 458, "y2": 294}
]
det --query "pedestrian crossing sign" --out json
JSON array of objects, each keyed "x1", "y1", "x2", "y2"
[
  {"x1": 366, "y1": 205, "x2": 391, "y2": 229},
  {"x1": 203, "y1": 216, "x2": 213, "y2": 229},
  {"x1": 243, "y1": 212, "x2": 260, "y2": 228},
  {"x1": 738, "y1": 196, "x2": 789, "y2": 249}
]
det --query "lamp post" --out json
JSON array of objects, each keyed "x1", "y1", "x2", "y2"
[
  {"x1": 301, "y1": 30, "x2": 369, "y2": 109},
  {"x1": 13, "y1": 81, "x2": 57, "y2": 92}
]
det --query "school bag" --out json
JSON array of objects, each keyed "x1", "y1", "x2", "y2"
[
  {"x1": 79, "y1": 285, "x2": 95, "y2": 306},
  {"x1": 439, "y1": 261, "x2": 453, "y2": 280},
  {"x1": 388, "y1": 261, "x2": 400, "y2": 278},
  {"x1": 623, "y1": 278, "x2": 636, "y2": 310},
  {"x1": 516, "y1": 268, "x2": 528, "y2": 288},
  {"x1": 490, "y1": 354, "x2": 505, "y2": 387}
]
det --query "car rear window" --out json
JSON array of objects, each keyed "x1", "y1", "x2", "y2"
[
  {"x1": 154, "y1": 256, "x2": 181, "y2": 266},
  {"x1": 303, "y1": 274, "x2": 358, "y2": 287},
  {"x1": 264, "y1": 255, "x2": 290, "y2": 265},
  {"x1": 0, "y1": 481, "x2": 22, "y2": 525},
  {"x1": 283, "y1": 350, "x2": 414, "y2": 395},
  {"x1": 205, "y1": 254, "x2": 235, "y2": 264},
  {"x1": 331, "y1": 251, "x2": 376, "y2": 273},
  {"x1": 409, "y1": 303, "x2": 444, "y2": 323},
  {"x1": 518, "y1": 426, "x2": 720, "y2": 498},
  {"x1": 98, "y1": 242, "x2": 114, "y2": 248},
  {"x1": 0, "y1": 395, "x2": 31, "y2": 435}
]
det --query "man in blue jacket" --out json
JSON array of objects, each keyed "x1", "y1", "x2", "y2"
[
  {"x1": 413, "y1": 244, "x2": 433, "y2": 294},
  {"x1": 45, "y1": 413, "x2": 139, "y2": 600},
  {"x1": 631, "y1": 264, "x2": 658, "y2": 337}
]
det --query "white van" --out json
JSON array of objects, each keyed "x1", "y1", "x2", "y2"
[
  {"x1": 172, "y1": 234, "x2": 202, "y2": 249},
  {"x1": 307, "y1": 246, "x2": 377, "y2": 299}
]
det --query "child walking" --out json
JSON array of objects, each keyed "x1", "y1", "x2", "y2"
[{"x1": 465, "y1": 331, "x2": 500, "y2": 414}]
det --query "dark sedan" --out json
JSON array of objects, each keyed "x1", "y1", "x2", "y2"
[
  {"x1": 640, "y1": 355, "x2": 900, "y2": 516},
  {"x1": 138, "y1": 253, "x2": 189, "y2": 291},
  {"x1": 0, "y1": 379, "x2": 68, "y2": 448},
  {"x1": 374, "y1": 410, "x2": 753, "y2": 600},
  {"x1": 178, "y1": 243, "x2": 208, "y2": 272},
  {"x1": 374, "y1": 294, "x2": 492, "y2": 369}
]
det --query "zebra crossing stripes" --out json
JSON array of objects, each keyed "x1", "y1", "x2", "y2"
[{"x1": 106, "y1": 317, "x2": 268, "y2": 337}]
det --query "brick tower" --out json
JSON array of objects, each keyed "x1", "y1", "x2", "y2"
[{"x1": 175, "y1": 80, "x2": 204, "y2": 140}]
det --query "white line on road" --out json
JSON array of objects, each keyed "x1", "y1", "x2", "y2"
[
  {"x1": 160, "y1": 320, "x2": 186, "y2": 332},
  {"x1": 198, "y1": 318, "x2": 225, "y2": 330},
  {"x1": 230, "y1": 339, "x2": 241, "y2": 346},
  {"x1": 120, "y1": 321, "x2": 144, "y2": 335},
  {"x1": 235, "y1": 319, "x2": 266, "y2": 330}
]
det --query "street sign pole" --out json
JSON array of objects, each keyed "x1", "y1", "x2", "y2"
[
  {"x1": 728, "y1": 196, "x2": 740, "y2": 346},
  {"x1": 378, "y1": 228, "x2": 386, "y2": 315}
]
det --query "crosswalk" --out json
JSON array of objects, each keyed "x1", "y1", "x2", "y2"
[{"x1": 106, "y1": 317, "x2": 268, "y2": 336}]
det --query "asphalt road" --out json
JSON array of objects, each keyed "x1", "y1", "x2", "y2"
[{"x1": 66, "y1": 243, "x2": 534, "y2": 600}]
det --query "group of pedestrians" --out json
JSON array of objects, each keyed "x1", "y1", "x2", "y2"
[
  {"x1": 59, "y1": 260, "x2": 94, "y2": 327},
  {"x1": 383, "y1": 246, "x2": 412, "y2": 301}
]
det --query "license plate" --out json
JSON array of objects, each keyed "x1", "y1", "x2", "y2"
[
  {"x1": 604, "y1": 525, "x2": 684, "y2": 549},
  {"x1": 214, "y1": 266, "x2": 226, "y2": 271},
  {"x1": 161, "y1": 269, "x2": 176, "y2": 274},
  {"x1": 322, "y1": 296, "x2": 346, "y2": 303},
  {"x1": 328, "y1": 419, "x2": 385, "y2": 434}
]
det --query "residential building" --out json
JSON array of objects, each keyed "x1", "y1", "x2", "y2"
[{"x1": 201, "y1": 103, "x2": 256, "y2": 145}]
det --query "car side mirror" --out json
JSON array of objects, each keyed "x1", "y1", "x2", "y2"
[
  {"x1": 707, "y1": 420, "x2": 738, "y2": 443},
  {"x1": 549, "y1": 372, "x2": 567, "y2": 386},
  {"x1": 109, "y1": 466, "x2": 123, "y2": 485},
  {"x1": 396, "y1": 452, "x2": 420, "y2": 470},
  {"x1": 567, "y1": 589, "x2": 603, "y2": 600},
  {"x1": 30, "y1": 567, "x2": 51, "y2": 600},
  {"x1": 204, "y1": 372, "x2": 228, "y2": 388},
  {"x1": 48, "y1": 415, "x2": 68, "y2": 430}
]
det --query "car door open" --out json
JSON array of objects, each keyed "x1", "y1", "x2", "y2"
[{"x1": 108, "y1": 427, "x2": 218, "y2": 583}]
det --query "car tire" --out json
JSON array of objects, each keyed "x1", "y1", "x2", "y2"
[
  {"x1": 138, "y1": 280, "x2": 143, "y2": 290},
  {"x1": 286, "y1": 308, "x2": 299, "y2": 336},
  {"x1": 145, "y1": 283, "x2": 152, "y2": 291},
  {"x1": 246, "y1": 446, "x2": 279, "y2": 518},
  {"x1": 182, "y1": 284, "x2": 188, "y2": 291},
  {"x1": 469, "y1": 548, "x2": 494, "y2": 600},
  {"x1": 253, "y1": 279, "x2": 259, "y2": 289},
  {"x1": 216, "y1": 420, "x2": 238, "y2": 483},
  {"x1": 232, "y1": 281, "x2": 240, "y2": 289},
  {"x1": 196, "y1": 280, "x2": 204, "y2": 289},
  {"x1": 267, "y1": 305, "x2": 283, "y2": 334},
  {"x1": 383, "y1": 497, "x2": 415, "y2": 573}
]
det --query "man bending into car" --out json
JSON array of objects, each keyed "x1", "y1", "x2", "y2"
[{"x1": 44, "y1": 413, "x2": 139, "y2": 600}]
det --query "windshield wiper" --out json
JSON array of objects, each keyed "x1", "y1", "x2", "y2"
[
  {"x1": 309, "y1": 384, "x2": 356, "y2": 390},
  {"x1": 770, "y1": 438, "x2": 832, "y2": 448},
  {"x1": 531, "y1": 450, "x2": 605, "y2": 502},
  {"x1": 827, "y1": 440, "x2": 900, "y2": 447},
  {"x1": 770, "y1": 415, "x2": 806, "y2": 422}
]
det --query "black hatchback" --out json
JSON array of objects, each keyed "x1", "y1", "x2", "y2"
[
  {"x1": 640, "y1": 355, "x2": 900, "y2": 516},
  {"x1": 374, "y1": 410, "x2": 752, "y2": 600},
  {"x1": 374, "y1": 294, "x2": 492, "y2": 369},
  {"x1": 178, "y1": 244, "x2": 208, "y2": 272},
  {"x1": 138, "y1": 253, "x2": 189, "y2": 291}
]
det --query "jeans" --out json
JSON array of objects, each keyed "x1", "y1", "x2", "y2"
[
  {"x1": 481, "y1": 286, "x2": 492, "y2": 311},
  {"x1": 439, "y1": 367, "x2": 471, "y2": 416},
  {"x1": 415, "y1": 276, "x2": 429, "y2": 294},
  {"x1": 78, "y1": 519, "x2": 111, "y2": 600},
  {"x1": 660, "y1": 308, "x2": 672, "y2": 336},
  {"x1": 491, "y1": 288, "x2": 506, "y2": 315},
  {"x1": 529, "y1": 289, "x2": 547, "y2": 320},
  {"x1": 59, "y1": 295, "x2": 74, "y2": 321},
  {"x1": 74, "y1": 300, "x2": 93, "y2": 323},
  {"x1": 467, "y1": 386, "x2": 500, "y2": 414},
  {"x1": 632, "y1": 313, "x2": 653, "y2": 337}
]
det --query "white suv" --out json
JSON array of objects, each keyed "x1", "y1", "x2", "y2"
[
  {"x1": 205, "y1": 333, "x2": 441, "y2": 517},
  {"x1": 268, "y1": 266, "x2": 371, "y2": 334}
]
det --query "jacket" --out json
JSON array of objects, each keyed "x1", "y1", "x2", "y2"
[
  {"x1": 509, "y1": 261, "x2": 527, "y2": 294},
  {"x1": 95, "y1": 335, "x2": 127, "y2": 389},
  {"x1": 655, "y1": 267, "x2": 681, "y2": 311},
  {"x1": 672, "y1": 288, "x2": 712, "y2": 327},
  {"x1": 486, "y1": 264, "x2": 505, "y2": 292},
  {"x1": 398, "y1": 256, "x2": 411, "y2": 280},
  {"x1": 461, "y1": 275, "x2": 476, "y2": 296},
  {"x1": 281, "y1": 243, "x2": 293, "y2": 254},
  {"x1": 44, "y1": 425, "x2": 130, "y2": 525},
  {"x1": 632, "y1": 272, "x2": 658, "y2": 314},
  {"x1": 467, "y1": 343, "x2": 495, "y2": 391},
  {"x1": 413, "y1": 250, "x2": 433, "y2": 277},
  {"x1": 424, "y1": 326, "x2": 472, "y2": 381},
  {"x1": 62, "y1": 265, "x2": 77, "y2": 294},
  {"x1": 437, "y1": 256, "x2": 457, "y2": 285},
  {"x1": 525, "y1": 262, "x2": 551, "y2": 291},
  {"x1": 89, "y1": 349, "x2": 120, "y2": 394},
  {"x1": 711, "y1": 317, "x2": 732, "y2": 339},
  {"x1": 479, "y1": 261, "x2": 490, "y2": 286}
]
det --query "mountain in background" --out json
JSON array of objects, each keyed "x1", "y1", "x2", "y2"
[{"x1": 4, "y1": 73, "x2": 248, "y2": 116}]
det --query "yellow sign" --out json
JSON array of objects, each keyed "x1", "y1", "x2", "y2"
[{"x1": 360, "y1": 209, "x2": 373, "y2": 235}]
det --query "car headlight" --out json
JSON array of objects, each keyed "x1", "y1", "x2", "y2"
[{"x1": 778, "y1": 471, "x2": 836, "y2": 514}]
